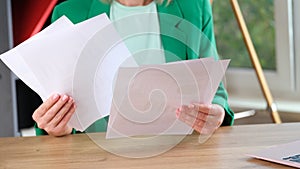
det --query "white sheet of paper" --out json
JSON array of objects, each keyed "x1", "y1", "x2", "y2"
[
  {"x1": 19, "y1": 14, "x2": 111, "y2": 100},
  {"x1": 248, "y1": 140, "x2": 300, "y2": 168},
  {"x1": 0, "y1": 13, "x2": 136, "y2": 131},
  {"x1": 106, "y1": 58, "x2": 229, "y2": 138},
  {"x1": 71, "y1": 19, "x2": 137, "y2": 131},
  {"x1": 0, "y1": 16, "x2": 74, "y2": 100}
]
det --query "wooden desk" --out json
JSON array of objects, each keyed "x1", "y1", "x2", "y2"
[{"x1": 1, "y1": 123, "x2": 300, "y2": 169}]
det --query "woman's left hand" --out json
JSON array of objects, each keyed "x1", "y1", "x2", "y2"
[{"x1": 176, "y1": 103, "x2": 225, "y2": 135}]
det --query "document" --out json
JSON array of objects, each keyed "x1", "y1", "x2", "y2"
[
  {"x1": 0, "y1": 13, "x2": 135, "y2": 131},
  {"x1": 248, "y1": 140, "x2": 300, "y2": 168},
  {"x1": 0, "y1": 15, "x2": 73, "y2": 100},
  {"x1": 106, "y1": 58, "x2": 230, "y2": 138}
]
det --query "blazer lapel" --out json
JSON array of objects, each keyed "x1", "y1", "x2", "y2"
[
  {"x1": 157, "y1": 0, "x2": 187, "y2": 62},
  {"x1": 88, "y1": 0, "x2": 111, "y2": 18}
]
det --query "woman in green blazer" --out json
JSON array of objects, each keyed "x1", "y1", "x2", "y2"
[{"x1": 33, "y1": 0, "x2": 234, "y2": 136}]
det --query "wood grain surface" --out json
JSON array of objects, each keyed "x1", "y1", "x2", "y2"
[{"x1": 1, "y1": 123, "x2": 300, "y2": 169}]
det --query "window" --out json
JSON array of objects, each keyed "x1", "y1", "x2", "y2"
[
  {"x1": 212, "y1": 0, "x2": 300, "y2": 112},
  {"x1": 213, "y1": 0, "x2": 276, "y2": 70}
]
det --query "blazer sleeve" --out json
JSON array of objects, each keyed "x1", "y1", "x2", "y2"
[
  {"x1": 34, "y1": 123, "x2": 78, "y2": 136},
  {"x1": 201, "y1": 0, "x2": 234, "y2": 125}
]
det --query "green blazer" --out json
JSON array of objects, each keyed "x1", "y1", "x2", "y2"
[{"x1": 35, "y1": 0, "x2": 234, "y2": 136}]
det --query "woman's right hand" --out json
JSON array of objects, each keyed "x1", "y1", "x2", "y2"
[{"x1": 32, "y1": 93, "x2": 76, "y2": 137}]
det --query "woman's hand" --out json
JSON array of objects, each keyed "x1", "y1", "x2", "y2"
[
  {"x1": 176, "y1": 103, "x2": 225, "y2": 135},
  {"x1": 32, "y1": 94, "x2": 76, "y2": 137}
]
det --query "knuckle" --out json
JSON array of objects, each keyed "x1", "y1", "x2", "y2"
[
  {"x1": 32, "y1": 108, "x2": 43, "y2": 121},
  {"x1": 32, "y1": 113, "x2": 37, "y2": 121},
  {"x1": 39, "y1": 106, "x2": 48, "y2": 114},
  {"x1": 47, "y1": 109, "x2": 57, "y2": 117},
  {"x1": 38, "y1": 122, "x2": 46, "y2": 129},
  {"x1": 46, "y1": 127, "x2": 55, "y2": 135},
  {"x1": 49, "y1": 128, "x2": 62, "y2": 137}
]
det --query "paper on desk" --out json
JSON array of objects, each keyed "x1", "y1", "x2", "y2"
[
  {"x1": 248, "y1": 140, "x2": 300, "y2": 168},
  {"x1": 106, "y1": 58, "x2": 229, "y2": 138},
  {"x1": 0, "y1": 13, "x2": 136, "y2": 131}
]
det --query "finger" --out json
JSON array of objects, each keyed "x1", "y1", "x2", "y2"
[
  {"x1": 177, "y1": 105, "x2": 215, "y2": 132},
  {"x1": 179, "y1": 113, "x2": 214, "y2": 134},
  {"x1": 49, "y1": 97, "x2": 75, "y2": 128},
  {"x1": 177, "y1": 105, "x2": 199, "y2": 118},
  {"x1": 178, "y1": 110, "x2": 218, "y2": 135},
  {"x1": 41, "y1": 95, "x2": 70, "y2": 124},
  {"x1": 193, "y1": 122, "x2": 205, "y2": 133},
  {"x1": 54, "y1": 104, "x2": 76, "y2": 131},
  {"x1": 198, "y1": 115, "x2": 223, "y2": 134},
  {"x1": 178, "y1": 104, "x2": 225, "y2": 134},
  {"x1": 176, "y1": 105, "x2": 194, "y2": 120},
  {"x1": 178, "y1": 110, "x2": 207, "y2": 128},
  {"x1": 194, "y1": 103, "x2": 223, "y2": 117},
  {"x1": 178, "y1": 112, "x2": 198, "y2": 126},
  {"x1": 47, "y1": 126, "x2": 73, "y2": 137},
  {"x1": 32, "y1": 94, "x2": 60, "y2": 121},
  {"x1": 175, "y1": 107, "x2": 181, "y2": 118},
  {"x1": 179, "y1": 106, "x2": 208, "y2": 121},
  {"x1": 191, "y1": 103, "x2": 213, "y2": 114},
  {"x1": 176, "y1": 105, "x2": 191, "y2": 118},
  {"x1": 200, "y1": 104, "x2": 225, "y2": 127},
  {"x1": 45, "y1": 104, "x2": 76, "y2": 137},
  {"x1": 179, "y1": 109, "x2": 217, "y2": 133},
  {"x1": 199, "y1": 124, "x2": 218, "y2": 135},
  {"x1": 177, "y1": 105, "x2": 208, "y2": 124},
  {"x1": 193, "y1": 119, "x2": 218, "y2": 134}
]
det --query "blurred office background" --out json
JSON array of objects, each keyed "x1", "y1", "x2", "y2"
[
  {"x1": 212, "y1": 0, "x2": 300, "y2": 123},
  {"x1": 0, "y1": 0, "x2": 299, "y2": 137}
]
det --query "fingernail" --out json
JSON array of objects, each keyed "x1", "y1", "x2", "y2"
[
  {"x1": 175, "y1": 110, "x2": 180, "y2": 118},
  {"x1": 62, "y1": 95, "x2": 68, "y2": 101},
  {"x1": 52, "y1": 94, "x2": 59, "y2": 100},
  {"x1": 188, "y1": 104, "x2": 195, "y2": 109},
  {"x1": 68, "y1": 97, "x2": 73, "y2": 103}
]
